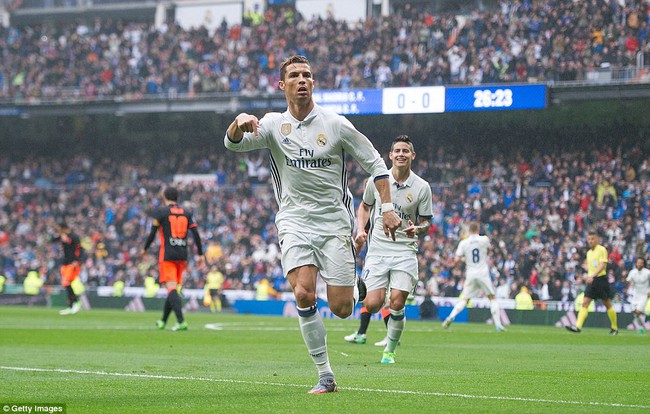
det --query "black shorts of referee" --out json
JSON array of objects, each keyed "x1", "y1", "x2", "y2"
[{"x1": 585, "y1": 275, "x2": 611, "y2": 300}]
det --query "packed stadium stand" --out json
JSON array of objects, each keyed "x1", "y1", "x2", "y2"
[{"x1": 0, "y1": 0, "x2": 648, "y2": 102}]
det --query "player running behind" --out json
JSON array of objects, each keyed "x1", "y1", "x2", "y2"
[
  {"x1": 441, "y1": 222, "x2": 506, "y2": 332},
  {"x1": 625, "y1": 257, "x2": 650, "y2": 333},
  {"x1": 354, "y1": 135, "x2": 433, "y2": 364}
]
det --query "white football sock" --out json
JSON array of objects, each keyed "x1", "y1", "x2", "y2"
[
  {"x1": 297, "y1": 305, "x2": 332, "y2": 378},
  {"x1": 447, "y1": 299, "x2": 467, "y2": 321},
  {"x1": 385, "y1": 308, "x2": 405, "y2": 353},
  {"x1": 490, "y1": 300, "x2": 503, "y2": 329}
]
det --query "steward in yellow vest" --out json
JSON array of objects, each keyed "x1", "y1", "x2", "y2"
[{"x1": 24, "y1": 270, "x2": 44, "y2": 295}]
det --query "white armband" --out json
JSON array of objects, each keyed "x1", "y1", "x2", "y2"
[{"x1": 381, "y1": 203, "x2": 395, "y2": 213}]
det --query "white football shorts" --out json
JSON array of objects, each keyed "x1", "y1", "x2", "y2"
[
  {"x1": 630, "y1": 292, "x2": 649, "y2": 313},
  {"x1": 462, "y1": 271, "x2": 496, "y2": 298},
  {"x1": 279, "y1": 232, "x2": 356, "y2": 287},
  {"x1": 361, "y1": 254, "x2": 418, "y2": 293}
]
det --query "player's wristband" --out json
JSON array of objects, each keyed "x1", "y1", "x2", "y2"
[{"x1": 381, "y1": 203, "x2": 395, "y2": 213}]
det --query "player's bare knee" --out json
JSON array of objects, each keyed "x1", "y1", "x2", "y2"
[
  {"x1": 390, "y1": 298, "x2": 405, "y2": 311},
  {"x1": 292, "y1": 287, "x2": 315, "y2": 307},
  {"x1": 335, "y1": 308, "x2": 352, "y2": 319},
  {"x1": 330, "y1": 302, "x2": 352, "y2": 318},
  {"x1": 364, "y1": 300, "x2": 382, "y2": 314}
]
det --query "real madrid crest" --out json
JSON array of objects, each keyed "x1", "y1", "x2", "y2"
[
  {"x1": 281, "y1": 123, "x2": 292, "y2": 136},
  {"x1": 316, "y1": 134, "x2": 327, "y2": 147},
  {"x1": 406, "y1": 194, "x2": 413, "y2": 203}
]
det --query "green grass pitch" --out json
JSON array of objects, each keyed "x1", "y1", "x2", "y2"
[{"x1": 0, "y1": 306, "x2": 648, "y2": 413}]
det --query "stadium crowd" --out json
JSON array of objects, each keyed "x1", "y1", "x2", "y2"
[
  {"x1": 0, "y1": 139, "x2": 648, "y2": 305},
  {"x1": 0, "y1": 0, "x2": 649, "y2": 102}
]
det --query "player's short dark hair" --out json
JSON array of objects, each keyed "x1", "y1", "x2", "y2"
[
  {"x1": 163, "y1": 186, "x2": 179, "y2": 202},
  {"x1": 587, "y1": 229, "x2": 604, "y2": 239},
  {"x1": 637, "y1": 257, "x2": 647, "y2": 266},
  {"x1": 391, "y1": 135, "x2": 414, "y2": 152},
  {"x1": 280, "y1": 55, "x2": 310, "y2": 81},
  {"x1": 57, "y1": 219, "x2": 69, "y2": 230}
]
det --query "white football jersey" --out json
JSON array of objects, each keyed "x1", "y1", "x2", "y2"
[
  {"x1": 456, "y1": 234, "x2": 491, "y2": 276},
  {"x1": 224, "y1": 104, "x2": 389, "y2": 236},
  {"x1": 627, "y1": 267, "x2": 650, "y2": 296},
  {"x1": 363, "y1": 170, "x2": 432, "y2": 256}
]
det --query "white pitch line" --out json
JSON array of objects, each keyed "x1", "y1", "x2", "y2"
[
  {"x1": 1, "y1": 366, "x2": 648, "y2": 410},
  {"x1": 0, "y1": 322, "x2": 440, "y2": 333},
  {"x1": 0, "y1": 325, "x2": 156, "y2": 331},
  {"x1": 202, "y1": 323, "x2": 437, "y2": 333},
  {"x1": 204, "y1": 323, "x2": 299, "y2": 331}
]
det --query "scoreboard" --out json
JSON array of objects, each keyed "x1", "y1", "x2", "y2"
[{"x1": 313, "y1": 84, "x2": 546, "y2": 115}]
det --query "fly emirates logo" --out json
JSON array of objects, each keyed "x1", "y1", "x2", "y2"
[{"x1": 285, "y1": 148, "x2": 332, "y2": 169}]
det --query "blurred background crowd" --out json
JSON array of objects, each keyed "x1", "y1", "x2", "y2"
[{"x1": 1, "y1": 138, "x2": 648, "y2": 305}]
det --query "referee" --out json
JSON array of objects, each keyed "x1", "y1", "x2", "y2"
[{"x1": 567, "y1": 231, "x2": 618, "y2": 335}]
